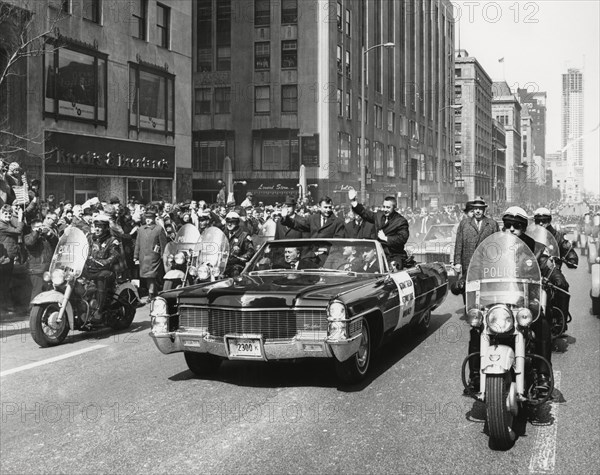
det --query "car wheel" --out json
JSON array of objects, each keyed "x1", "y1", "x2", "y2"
[
  {"x1": 413, "y1": 310, "x2": 431, "y2": 335},
  {"x1": 334, "y1": 318, "x2": 371, "y2": 384},
  {"x1": 184, "y1": 352, "x2": 222, "y2": 376}
]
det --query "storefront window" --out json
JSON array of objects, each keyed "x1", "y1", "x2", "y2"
[
  {"x1": 46, "y1": 175, "x2": 74, "y2": 204},
  {"x1": 129, "y1": 62, "x2": 175, "y2": 135},
  {"x1": 128, "y1": 178, "x2": 151, "y2": 203},
  {"x1": 152, "y1": 179, "x2": 172, "y2": 202},
  {"x1": 44, "y1": 40, "x2": 107, "y2": 125}
]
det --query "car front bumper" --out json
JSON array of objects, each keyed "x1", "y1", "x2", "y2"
[{"x1": 150, "y1": 330, "x2": 362, "y2": 363}]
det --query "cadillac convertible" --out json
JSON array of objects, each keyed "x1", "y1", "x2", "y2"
[{"x1": 150, "y1": 238, "x2": 448, "y2": 383}]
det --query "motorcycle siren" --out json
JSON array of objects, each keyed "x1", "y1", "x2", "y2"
[
  {"x1": 533, "y1": 207, "x2": 552, "y2": 224},
  {"x1": 502, "y1": 206, "x2": 528, "y2": 230}
]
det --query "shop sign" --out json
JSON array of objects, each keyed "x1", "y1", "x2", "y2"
[{"x1": 45, "y1": 132, "x2": 174, "y2": 178}]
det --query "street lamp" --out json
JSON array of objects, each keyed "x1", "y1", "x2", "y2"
[
  {"x1": 437, "y1": 104, "x2": 462, "y2": 208},
  {"x1": 360, "y1": 42, "x2": 395, "y2": 204}
]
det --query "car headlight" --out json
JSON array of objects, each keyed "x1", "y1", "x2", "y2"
[
  {"x1": 486, "y1": 306, "x2": 514, "y2": 334},
  {"x1": 467, "y1": 308, "x2": 483, "y2": 327},
  {"x1": 327, "y1": 301, "x2": 347, "y2": 340},
  {"x1": 51, "y1": 268, "x2": 66, "y2": 286},
  {"x1": 197, "y1": 264, "x2": 210, "y2": 280},
  {"x1": 150, "y1": 297, "x2": 168, "y2": 317},
  {"x1": 151, "y1": 315, "x2": 169, "y2": 334},
  {"x1": 516, "y1": 308, "x2": 533, "y2": 327},
  {"x1": 174, "y1": 252, "x2": 186, "y2": 265}
]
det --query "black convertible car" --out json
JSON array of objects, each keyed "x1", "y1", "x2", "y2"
[{"x1": 150, "y1": 238, "x2": 448, "y2": 383}]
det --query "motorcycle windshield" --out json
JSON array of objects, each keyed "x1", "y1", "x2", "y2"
[
  {"x1": 466, "y1": 233, "x2": 541, "y2": 319},
  {"x1": 163, "y1": 224, "x2": 201, "y2": 270},
  {"x1": 48, "y1": 226, "x2": 89, "y2": 278},
  {"x1": 526, "y1": 224, "x2": 559, "y2": 258},
  {"x1": 198, "y1": 226, "x2": 230, "y2": 277}
]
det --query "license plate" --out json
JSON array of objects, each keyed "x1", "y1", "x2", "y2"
[
  {"x1": 183, "y1": 339, "x2": 201, "y2": 347},
  {"x1": 227, "y1": 338, "x2": 263, "y2": 359}
]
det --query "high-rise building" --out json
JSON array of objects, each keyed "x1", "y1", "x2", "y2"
[
  {"x1": 454, "y1": 51, "x2": 493, "y2": 204},
  {"x1": 561, "y1": 67, "x2": 584, "y2": 202},
  {"x1": 191, "y1": 0, "x2": 456, "y2": 208},
  {"x1": 517, "y1": 89, "x2": 546, "y2": 159},
  {"x1": 492, "y1": 81, "x2": 522, "y2": 204},
  {"x1": 1, "y1": 0, "x2": 193, "y2": 203}
]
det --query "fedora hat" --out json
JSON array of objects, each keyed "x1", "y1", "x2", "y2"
[
  {"x1": 284, "y1": 196, "x2": 297, "y2": 207},
  {"x1": 471, "y1": 196, "x2": 488, "y2": 208}
]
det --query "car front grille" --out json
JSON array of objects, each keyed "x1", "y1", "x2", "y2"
[{"x1": 179, "y1": 306, "x2": 328, "y2": 341}]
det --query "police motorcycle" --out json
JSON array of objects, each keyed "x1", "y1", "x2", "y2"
[
  {"x1": 461, "y1": 232, "x2": 553, "y2": 450},
  {"x1": 162, "y1": 224, "x2": 202, "y2": 291},
  {"x1": 30, "y1": 226, "x2": 139, "y2": 347},
  {"x1": 194, "y1": 226, "x2": 230, "y2": 282},
  {"x1": 526, "y1": 224, "x2": 572, "y2": 339}
]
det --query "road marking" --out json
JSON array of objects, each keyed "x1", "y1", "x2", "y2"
[
  {"x1": 0, "y1": 344, "x2": 107, "y2": 377},
  {"x1": 529, "y1": 371, "x2": 561, "y2": 474}
]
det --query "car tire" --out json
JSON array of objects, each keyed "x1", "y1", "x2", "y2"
[
  {"x1": 334, "y1": 318, "x2": 371, "y2": 384},
  {"x1": 184, "y1": 352, "x2": 222, "y2": 376}
]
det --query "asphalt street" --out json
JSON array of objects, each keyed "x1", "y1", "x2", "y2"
[{"x1": 1, "y1": 263, "x2": 598, "y2": 474}]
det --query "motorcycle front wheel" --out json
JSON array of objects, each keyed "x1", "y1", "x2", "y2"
[
  {"x1": 486, "y1": 373, "x2": 517, "y2": 450},
  {"x1": 30, "y1": 303, "x2": 70, "y2": 347},
  {"x1": 107, "y1": 289, "x2": 137, "y2": 331}
]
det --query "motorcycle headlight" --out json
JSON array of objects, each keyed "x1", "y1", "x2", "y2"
[
  {"x1": 174, "y1": 252, "x2": 186, "y2": 265},
  {"x1": 486, "y1": 306, "x2": 514, "y2": 334},
  {"x1": 51, "y1": 268, "x2": 66, "y2": 286},
  {"x1": 150, "y1": 297, "x2": 168, "y2": 317},
  {"x1": 516, "y1": 308, "x2": 533, "y2": 327},
  {"x1": 188, "y1": 266, "x2": 198, "y2": 276},
  {"x1": 467, "y1": 308, "x2": 483, "y2": 327},
  {"x1": 43, "y1": 271, "x2": 51, "y2": 282},
  {"x1": 197, "y1": 264, "x2": 210, "y2": 280}
]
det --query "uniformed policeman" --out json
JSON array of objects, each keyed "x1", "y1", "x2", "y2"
[
  {"x1": 223, "y1": 211, "x2": 255, "y2": 277},
  {"x1": 86, "y1": 213, "x2": 122, "y2": 315}
]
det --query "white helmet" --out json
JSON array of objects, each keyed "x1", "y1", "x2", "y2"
[
  {"x1": 533, "y1": 207, "x2": 552, "y2": 220},
  {"x1": 502, "y1": 206, "x2": 528, "y2": 228}
]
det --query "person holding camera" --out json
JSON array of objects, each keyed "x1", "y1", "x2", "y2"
[{"x1": 24, "y1": 218, "x2": 59, "y2": 300}]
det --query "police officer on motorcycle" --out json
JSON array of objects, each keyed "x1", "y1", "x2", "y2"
[
  {"x1": 223, "y1": 211, "x2": 255, "y2": 277},
  {"x1": 85, "y1": 213, "x2": 122, "y2": 315},
  {"x1": 534, "y1": 207, "x2": 578, "y2": 269},
  {"x1": 466, "y1": 207, "x2": 554, "y2": 397}
]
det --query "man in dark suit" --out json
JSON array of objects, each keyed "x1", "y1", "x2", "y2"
[
  {"x1": 274, "y1": 196, "x2": 304, "y2": 240},
  {"x1": 348, "y1": 190, "x2": 410, "y2": 268},
  {"x1": 280, "y1": 196, "x2": 345, "y2": 238},
  {"x1": 344, "y1": 211, "x2": 376, "y2": 239},
  {"x1": 360, "y1": 247, "x2": 380, "y2": 273}
]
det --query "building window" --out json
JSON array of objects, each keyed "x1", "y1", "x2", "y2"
[
  {"x1": 216, "y1": 0, "x2": 231, "y2": 71},
  {"x1": 281, "y1": 0, "x2": 297, "y2": 24},
  {"x1": 254, "y1": 0, "x2": 270, "y2": 26},
  {"x1": 132, "y1": 0, "x2": 147, "y2": 40},
  {"x1": 387, "y1": 145, "x2": 396, "y2": 177},
  {"x1": 82, "y1": 0, "x2": 100, "y2": 23},
  {"x1": 255, "y1": 86, "x2": 270, "y2": 113},
  {"x1": 44, "y1": 40, "x2": 107, "y2": 125},
  {"x1": 345, "y1": 91, "x2": 351, "y2": 119},
  {"x1": 157, "y1": 3, "x2": 170, "y2": 48},
  {"x1": 197, "y1": 0, "x2": 212, "y2": 71},
  {"x1": 252, "y1": 129, "x2": 299, "y2": 171},
  {"x1": 399, "y1": 149, "x2": 407, "y2": 179},
  {"x1": 337, "y1": 88, "x2": 343, "y2": 116},
  {"x1": 193, "y1": 140, "x2": 226, "y2": 172},
  {"x1": 215, "y1": 87, "x2": 231, "y2": 114},
  {"x1": 387, "y1": 110, "x2": 395, "y2": 132},
  {"x1": 282, "y1": 85, "x2": 298, "y2": 113},
  {"x1": 338, "y1": 132, "x2": 351, "y2": 173},
  {"x1": 281, "y1": 40, "x2": 297, "y2": 69},
  {"x1": 336, "y1": 46, "x2": 342, "y2": 75},
  {"x1": 195, "y1": 88, "x2": 212, "y2": 115},
  {"x1": 129, "y1": 62, "x2": 175, "y2": 134},
  {"x1": 374, "y1": 142, "x2": 384, "y2": 176},
  {"x1": 255, "y1": 42, "x2": 270, "y2": 70},
  {"x1": 345, "y1": 50, "x2": 351, "y2": 78},
  {"x1": 345, "y1": 9, "x2": 351, "y2": 36},
  {"x1": 374, "y1": 105, "x2": 383, "y2": 129},
  {"x1": 336, "y1": 2, "x2": 342, "y2": 30}
]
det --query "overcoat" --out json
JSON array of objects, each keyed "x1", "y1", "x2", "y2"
[
  {"x1": 281, "y1": 213, "x2": 345, "y2": 238},
  {"x1": 134, "y1": 223, "x2": 168, "y2": 278},
  {"x1": 453, "y1": 216, "x2": 499, "y2": 271}
]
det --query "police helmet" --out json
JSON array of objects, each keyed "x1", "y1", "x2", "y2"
[
  {"x1": 533, "y1": 207, "x2": 552, "y2": 223},
  {"x1": 502, "y1": 206, "x2": 529, "y2": 229}
]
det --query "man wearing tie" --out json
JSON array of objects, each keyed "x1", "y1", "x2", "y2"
[
  {"x1": 360, "y1": 247, "x2": 380, "y2": 273},
  {"x1": 280, "y1": 196, "x2": 345, "y2": 238},
  {"x1": 348, "y1": 190, "x2": 410, "y2": 268}
]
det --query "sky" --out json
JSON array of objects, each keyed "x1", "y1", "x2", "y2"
[{"x1": 453, "y1": 0, "x2": 600, "y2": 195}]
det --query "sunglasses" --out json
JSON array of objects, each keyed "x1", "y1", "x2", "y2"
[
  {"x1": 503, "y1": 221, "x2": 524, "y2": 230},
  {"x1": 225, "y1": 219, "x2": 239, "y2": 224},
  {"x1": 534, "y1": 219, "x2": 551, "y2": 225}
]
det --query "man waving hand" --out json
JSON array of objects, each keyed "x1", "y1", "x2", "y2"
[{"x1": 348, "y1": 189, "x2": 409, "y2": 268}]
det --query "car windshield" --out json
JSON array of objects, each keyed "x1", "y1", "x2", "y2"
[
  {"x1": 246, "y1": 239, "x2": 383, "y2": 274},
  {"x1": 423, "y1": 225, "x2": 455, "y2": 242}
]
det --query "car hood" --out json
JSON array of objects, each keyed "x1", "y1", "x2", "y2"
[{"x1": 177, "y1": 272, "x2": 376, "y2": 308}]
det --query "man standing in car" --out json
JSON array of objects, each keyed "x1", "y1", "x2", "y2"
[
  {"x1": 348, "y1": 189, "x2": 409, "y2": 268},
  {"x1": 280, "y1": 196, "x2": 345, "y2": 238}
]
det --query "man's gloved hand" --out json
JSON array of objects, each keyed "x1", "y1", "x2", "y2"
[{"x1": 348, "y1": 189, "x2": 357, "y2": 202}]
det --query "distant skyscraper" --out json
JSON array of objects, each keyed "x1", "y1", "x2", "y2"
[{"x1": 561, "y1": 68, "x2": 584, "y2": 202}]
